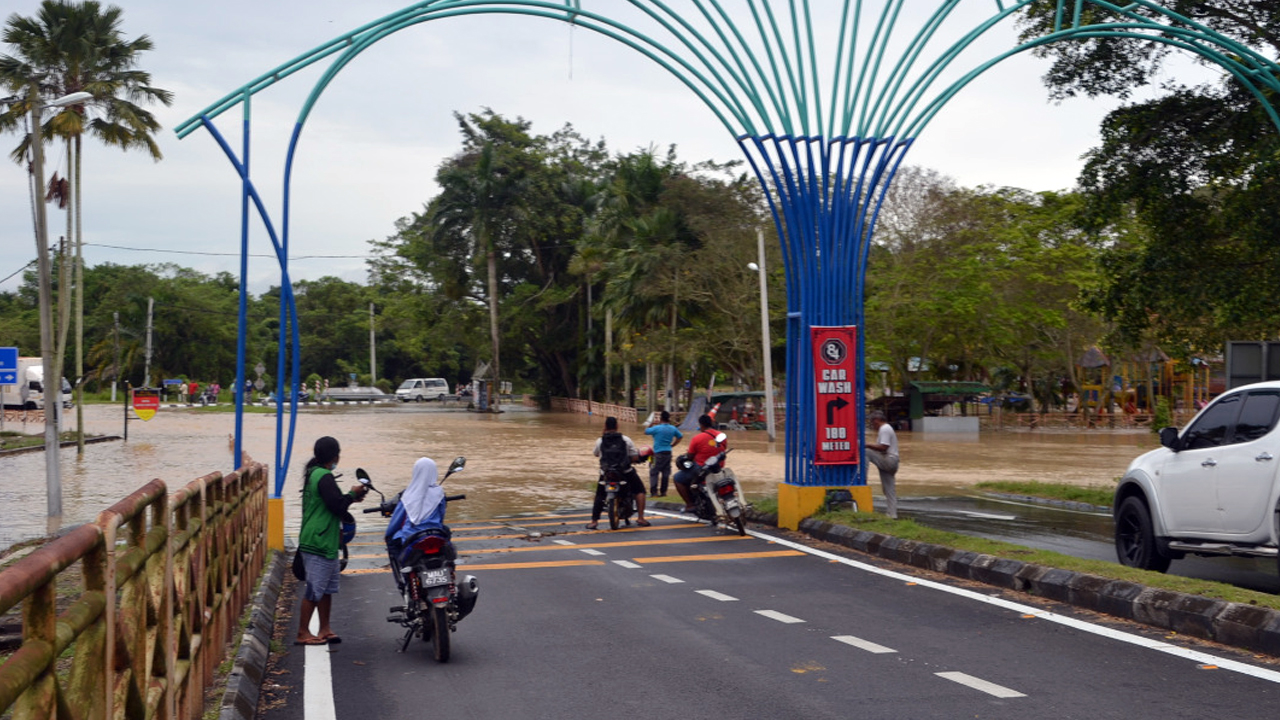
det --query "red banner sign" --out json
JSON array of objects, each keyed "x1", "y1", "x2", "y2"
[
  {"x1": 132, "y1": 389, "x2": 159, "y2": 422},
  {"x1": 811, "y1": 326, "x2": 858, "y2": 465}
]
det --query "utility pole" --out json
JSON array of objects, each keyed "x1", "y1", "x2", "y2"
[
  {"x1": 369, "y1": 302, "x2": 376, "y2": 386},
  {"x1": 144, "y1": 296, "x2": 154, "y2": 387},
  {"x1": 112, "y1": 312, "x2": 120, "y2": 402},
  {"x1": 29, "y1": 80, "x2": 60, "y2": 518}
]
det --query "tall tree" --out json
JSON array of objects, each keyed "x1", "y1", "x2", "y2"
[{"x1": 0, "y1": 0, "x2": 172, "y2": 447}]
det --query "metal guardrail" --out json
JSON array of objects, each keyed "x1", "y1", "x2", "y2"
[{"x1": 0, "y1": 456, "x2": 269, "y2": 719}]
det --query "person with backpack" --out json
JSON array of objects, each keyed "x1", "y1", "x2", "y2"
[
  {"x1": 586, "y1": 416, "x2": 650, "y2": 530},
  {"x1": 672, "y1": 414, "x2": 727, "y2": 512}
]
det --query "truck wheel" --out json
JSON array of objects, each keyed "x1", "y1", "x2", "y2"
[{"x1": 1115, "y1": 496, "x2": 1171, "y2": 573}]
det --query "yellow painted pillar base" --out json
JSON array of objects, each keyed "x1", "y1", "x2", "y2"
[
  {"x1": 776, "y1": 483, "x2": 875, "y2": 531},
  {"x1": 268, "y1": 497, "x2": 285, "y2": 551}
]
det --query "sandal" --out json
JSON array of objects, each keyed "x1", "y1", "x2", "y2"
[
  {"x1": 584, "y1": 523, "x2": 599, "y2": 530},
  {"x1": 636, "y1": 519, "x2": 651, "y2": 527}
]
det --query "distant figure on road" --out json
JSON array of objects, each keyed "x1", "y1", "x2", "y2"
[
  {"x1": 866, "y1": 411, "x2": 900, "y2": 519},
  {"x1": 644, "y1": 410, "x2": 682, "y2": 496}
]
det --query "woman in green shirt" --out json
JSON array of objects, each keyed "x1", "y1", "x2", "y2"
[{"x1": 295, "y1": 436, "x2": 368, "y2": 645}]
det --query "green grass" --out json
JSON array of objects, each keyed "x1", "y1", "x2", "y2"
[
  {"x1": 973, "y1": 480, "x2": 1116, "y2": 508},
  {"x1": 0, "y1": 430, "x2": 89, "y2": 451},
  {"x1": 809, "y1": 508, "x2": 1280, "y2": 610}
]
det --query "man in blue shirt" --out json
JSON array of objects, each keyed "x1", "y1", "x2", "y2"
[{"x1": 644, "y1": 410, "x2": 683, "y2": 496}]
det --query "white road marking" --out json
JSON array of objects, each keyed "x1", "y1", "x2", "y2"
[
  {"x1": 552, "y1": 539, "x2": 576, "y2": 546},
  {"x1": 613, "y1": 560, "x2": 642, "y2": 569},
  {"x1": 936, "y1": 671, "x2": 1026, "y2": 699},
  {"x1": 305, "y1": 617, "x2": 337, "y2": 719},
  {"x1": 651, "y1": 574, "x2": 684, "y2": 584},
  {"x1": 696, "y1": 589, "x2": 739, "y2": 602},
  {"x1": 956, "y1": 510, "x2": 1018, "y2": 521},
  {"x1": 580, "y1": 548, "x2": 606, "y2": 556},
  {"x1": 755, "y1": 609, "x2": 805, "y2": 624},
  {"x1": 679, "y1": 518, "x2": 1280, "y2": 686},
  {"x1": 832, "y1": 635, "x2": 897, "y2": 654}
]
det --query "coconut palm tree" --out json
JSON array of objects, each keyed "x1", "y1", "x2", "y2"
[{"x1": 0, "y1": 0, "x2": 172, "y2": 450}]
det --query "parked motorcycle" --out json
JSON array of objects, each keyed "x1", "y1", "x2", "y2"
[
  {"x1": 359, "y1": 458, "x2": 478, "y2": 662},
  {"x1": 676, "y1": 433, "x2": 747, "y2": 536}
]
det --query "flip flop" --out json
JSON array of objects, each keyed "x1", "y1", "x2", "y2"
[
  {"x1": 636, "y1": 519, "x2": 652, "y2": 527},
  {"x1": 294, "y1": 637, "x2": 328, "y2": 646},
  {"x1": 584, "y1": 523, "x2": 599, "y2": 530},
  {"x1": 324, "y1": 635, "x2": 342, "y2": 644}
]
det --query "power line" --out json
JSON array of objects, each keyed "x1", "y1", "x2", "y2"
[{"x1": 85, "y1": 242, "x2": 370, "y2": 260}]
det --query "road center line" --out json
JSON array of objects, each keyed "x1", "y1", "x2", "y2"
[
  {"x1": 755, "y1": 609, "x2": 805, "y2": 624},
  {"x1": 702, "y1": 519, "x2": 1280, "y2": 685},
  {"x1": 696, "y1": 589, "x2": 738, "y2": 602},
  {"x1": 612, "y1": 560, "x2": 642, "y2": 569},
  {"x1": 552, "y1": 539, "x2": 576, "y2": 546},
  {"x1": 651, "y1": 574, "x2": 684, "y2": 584},
  {"x1": 831, "y1": 635, "x2": 897, "y2": 654},
  {"x1": 580, "y1": 548, "x2": 606, "y2": 556},
  {"x1": 936, "y1": 671, "x2": 1026, "y2": 698}
]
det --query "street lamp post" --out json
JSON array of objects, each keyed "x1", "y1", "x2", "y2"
[
  {"x1": 24, "y1": 85, "x2": 93, "y2": 519},
  {"x1": 748, "y1": 228, "x2": 777, "y2": 442}
]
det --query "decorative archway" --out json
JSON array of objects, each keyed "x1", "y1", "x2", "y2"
[{"x1": 176, "y1": 1, "x2": 1280, "y2": 533}]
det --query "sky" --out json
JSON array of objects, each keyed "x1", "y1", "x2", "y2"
[{"x1": 0, "y1": 0, "x2": 1219, "y2": 295}]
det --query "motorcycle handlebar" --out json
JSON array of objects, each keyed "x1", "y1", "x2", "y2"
[{"x1": 445, "y1": 494, "x2": 466, "y2": 502}]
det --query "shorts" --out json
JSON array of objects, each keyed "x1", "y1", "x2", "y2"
[{"x1": 300, "y1": 551, "x2": 341, "y2": 602}]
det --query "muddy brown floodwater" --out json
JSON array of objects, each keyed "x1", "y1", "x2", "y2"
[{"x1": 0, "y1": 403, "x2": 1160, "y2": 551}]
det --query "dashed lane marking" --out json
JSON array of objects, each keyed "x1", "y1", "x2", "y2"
[
  {"x1": 613, "y1": 560, "x2": 643, "y2": 569},
  {"x1": 580, "y1": 549, "x2": 606, "y2": 556},
  {"x1": 459, "y1": 559, "x2": 607, "y2": 570},
  {"x1": 832, "y1": 635, "x2": 897, "y2": 654},
  {"x1": 936, "y1": 671, "x2": 1026, "y2": 699},
  {"x1": 697, "y1": 590, "x2": 739, "y2": 602},
  {"x1": 553, "y1": 539, "x2": 576, "y2": 546},
  {"x1": 651, "y1": 574, "x2": 684, "y2": 584},
  {"x1": 756, "y1": 609, "x2": 805, "y2": 624}
]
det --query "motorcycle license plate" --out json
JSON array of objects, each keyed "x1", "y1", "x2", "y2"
[{"x1": 420, "y1": 568, "x2": 451, "y2": 586}]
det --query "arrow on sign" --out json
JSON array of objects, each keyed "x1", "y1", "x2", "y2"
[
  {"x1": 0, "y1": 371, "x2": 15, "y2": 384},
  {"x1": 825, "y1": 396, "x2": 849, "y2": 424}
]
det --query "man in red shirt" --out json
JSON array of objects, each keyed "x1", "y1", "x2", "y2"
[{"x1": 672, "y1": 414, "x2": 726, "y2": 512}]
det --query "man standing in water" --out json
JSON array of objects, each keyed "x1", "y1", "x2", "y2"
[{"x1": 865, "y1": 411, "x2": 900, "y2": 519}]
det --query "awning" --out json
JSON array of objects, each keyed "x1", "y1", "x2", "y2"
[{"x1": 908, "y1": 381, "x2": 991, "y2": 395}]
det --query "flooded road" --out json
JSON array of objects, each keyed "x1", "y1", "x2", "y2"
[{"x1": 0, "y1": 403, "x2": 1158, "y2": 552}]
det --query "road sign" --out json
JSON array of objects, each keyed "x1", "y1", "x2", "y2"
[
  {"x1": 132, "y1": 388, "x2": 160, "y2": 421},
  {"x1": 0, "y1": 347, "x2": 17, "y2": 386},
  {"x1": 811, "y1": 326, "x2": 858, "y2": 466}
]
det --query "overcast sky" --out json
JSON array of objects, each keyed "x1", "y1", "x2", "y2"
[{"x1": 0, "y1": 0, "x2": 1214, "y2": 294}]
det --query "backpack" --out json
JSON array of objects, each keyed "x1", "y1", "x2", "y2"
[{"x1": 599, "y1": 432, "x2": 630, "y2": 470}]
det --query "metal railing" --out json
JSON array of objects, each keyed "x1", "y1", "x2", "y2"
[{"x1": 0, "y1": 456, "x2": 269, "y2": 719}]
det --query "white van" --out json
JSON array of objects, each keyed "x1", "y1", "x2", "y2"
[{"x1": 396, "y1": 378, "x2": 450, "y2": 402}]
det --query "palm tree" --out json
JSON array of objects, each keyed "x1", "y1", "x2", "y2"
[{"x1": 0, "y1": 0, "x2": 172, "y2": 450}]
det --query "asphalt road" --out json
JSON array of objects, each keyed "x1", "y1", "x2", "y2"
[
  {"x1": 263, "y1": 509, "x2": 1280, "y2": 720},
  {"x1": 892, "y1": 493, "x2": 1280, "y2": 594}
]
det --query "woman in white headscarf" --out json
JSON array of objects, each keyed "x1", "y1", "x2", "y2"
[{"x1": 386, "y1": 457, "x2": 448, "y2": 548}]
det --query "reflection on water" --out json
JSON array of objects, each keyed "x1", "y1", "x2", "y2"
[{"x1": 0, "y1": 404, "x2": 1158, "y2": 551}]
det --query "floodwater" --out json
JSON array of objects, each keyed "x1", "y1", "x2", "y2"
[{"x1": 0, "y1": 403, "x2": 1159, "y2": 552}]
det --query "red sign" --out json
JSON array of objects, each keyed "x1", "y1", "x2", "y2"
[
  {"x1": 132, "y1": 389, "x2": 159, "y2": 422},
  {"x1": 811, "y1": 326, "x2": 858, "y2": 465}
]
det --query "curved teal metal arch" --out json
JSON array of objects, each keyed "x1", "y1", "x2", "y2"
[{"x1": 177, "y1": 1, "x2": 1280, "y2": 496}]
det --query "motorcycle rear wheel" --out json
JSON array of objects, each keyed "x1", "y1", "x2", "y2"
[
  {"x1": 607, "y1": 496, "x2": 621, "y2": 530},
  {"x1": 431, "y1": 604, "x2": 451, "y2": 662},
  {"x1": 733, "y1": 515, "x2": 746, "y2": 536}
]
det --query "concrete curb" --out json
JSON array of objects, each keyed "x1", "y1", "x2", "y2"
[
  {"x1": 786, "y1": 513, "x2": 1280, "y2": 657},
  {"x1": 218, "y1": 550, "x2": 287, "y2": 720}
]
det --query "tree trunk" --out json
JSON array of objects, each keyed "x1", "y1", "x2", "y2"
[{"x1": 487, "y1": 243, "x2": 501, "y2": 411}]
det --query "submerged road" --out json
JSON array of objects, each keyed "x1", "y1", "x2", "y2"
[{"x1": 262, "y1": 509, "x2": 1279, "y2": 720}]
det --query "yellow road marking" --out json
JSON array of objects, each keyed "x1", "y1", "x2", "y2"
[
  {"x1": 460, "y1": 559, "x2": 607, "y2": 570},
  {"x1": 459, "y1": 534, "x2": 748, "y2": 555},
  {"x1": 630, "y1": 550, "x2": 805, "y2": 563}
]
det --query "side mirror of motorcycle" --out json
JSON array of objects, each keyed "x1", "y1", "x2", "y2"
[
  {"x1": 444, "y1": 456, "x2": 466, "y2": 479},
  {"x1": 355, "y1": 467, "x2": 372, "y2": 487},
  {"x1": 714, "y1": 432, "x2": 728, "y2": 443}
]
